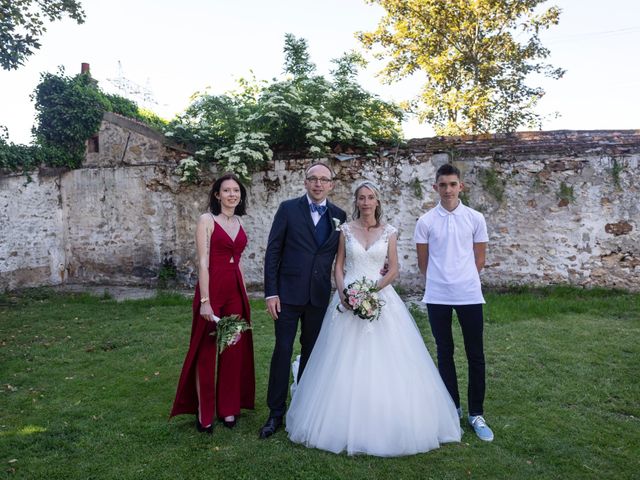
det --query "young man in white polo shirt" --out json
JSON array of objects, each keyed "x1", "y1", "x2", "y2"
[{"x1": 414, "y1": 163, "x2": 494, "y2": 442}]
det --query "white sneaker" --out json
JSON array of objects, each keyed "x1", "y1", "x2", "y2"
[
  {"x1": 468, "y1": 415, "x2": 494, "y2": 442},
  {"x1": 456, "y1": 406, "x2": 463, "y2": 419}
]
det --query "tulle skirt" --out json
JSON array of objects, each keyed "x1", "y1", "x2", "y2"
[{"x1": 286, "y1": 287, "x2": 462, "y2": 457}]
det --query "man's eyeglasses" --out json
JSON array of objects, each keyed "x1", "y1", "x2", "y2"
[{"x1": 306, "y1": 176, "x2": 332, "y2": 184}]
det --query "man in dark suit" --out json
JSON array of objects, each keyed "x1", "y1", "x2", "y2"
[{"x1": 259, "y1": 162, "x2": 347, "y2": 439}]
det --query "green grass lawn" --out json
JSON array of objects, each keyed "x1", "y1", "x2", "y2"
[{"x1": 1, "y1": 287, "x2": 638, "y2": 480}]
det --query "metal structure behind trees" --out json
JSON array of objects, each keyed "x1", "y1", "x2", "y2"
[{"x1": 106, "y1": 61, "x2": 159, "y2": 110}]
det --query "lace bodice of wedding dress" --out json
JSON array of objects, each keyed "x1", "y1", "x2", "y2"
[{"x1": 341, "y1": 223, "x2": 396, "y2": 286}]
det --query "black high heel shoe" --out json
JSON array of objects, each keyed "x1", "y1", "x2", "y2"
[
  {"x1": 196, "y1": 418, "x2": 213, "y2": 434},
  {"x1": 222, "y1": 417, "x2": 237, "y2": 429}
]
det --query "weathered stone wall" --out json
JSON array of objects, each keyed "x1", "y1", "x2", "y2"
[
  {"x1": 84, "y1": 112, "x2": 167, "y2": 168},
  {"x1": 293, "y1": 132, "x2": 640, "y2": 291},
  {"x1": 392, "y1": 132, "x2": 640, "y2": 291},
  {"x1": 1, "y1": 118, "x2": 638, "y2": 292},
  {"x1": 0, "y1": 171, "x2": 67, "y2": 288}
]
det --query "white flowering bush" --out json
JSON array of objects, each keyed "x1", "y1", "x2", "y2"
[
  {"x1": 175, "y1": 156, "x2": 201, "y2": 183},
  {"x1": 165, "y1": 34, "x2": 404, "y2": 182},
  {"x1": 214, "y1": 132, "x2": 272, "y2": 181}
]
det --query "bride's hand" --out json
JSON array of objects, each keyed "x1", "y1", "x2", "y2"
[{"x1": 339, "y1": 296, "x2": 351, "y2": 311}]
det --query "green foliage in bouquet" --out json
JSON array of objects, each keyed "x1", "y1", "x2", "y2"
[{"x1": 210, "y1": 314, "x2": 252, "y2": 353}]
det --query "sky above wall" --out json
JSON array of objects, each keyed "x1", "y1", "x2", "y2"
[{"x1": 0, "y1": 0, "x2": 638, "y2": 144}]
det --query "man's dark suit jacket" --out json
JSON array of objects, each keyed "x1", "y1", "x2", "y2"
[{"x1": 264, "y1": 195, "x2": 347, "y2": 308}]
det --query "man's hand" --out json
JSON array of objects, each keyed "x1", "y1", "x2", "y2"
[
  {"x1": 266, "y1": 296, "x2": 281, "y2": 320},
  {"x1": 379, "y1": 259, "x2": 389, "y2": 277}
]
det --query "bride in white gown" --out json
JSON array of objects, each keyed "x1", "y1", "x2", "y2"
[{"x1": 286, "y1": 181, "x2": 462, "y2": 457}]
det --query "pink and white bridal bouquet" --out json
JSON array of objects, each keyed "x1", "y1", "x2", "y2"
[
  {"x1": 338, "y1": 276, "x2": 385, "y2": 321},
  {"x1": 210, "y1": 314, "x2": 251, "y2": 353}
]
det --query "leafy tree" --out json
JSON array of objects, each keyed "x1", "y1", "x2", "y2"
[
  {"x1": 359, "y1": 0, "x2": 565, "y2": 135},
  {"x1": 282, "y1": 33, "x2": 316, "y2": 77},
  {"x1": 0, "y1": 0, "x2": 85, "y2": 70}
]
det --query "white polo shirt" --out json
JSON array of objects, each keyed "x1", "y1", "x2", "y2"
[{"x1": 414, "y1": 201, "x2": 489, "y2": 305}]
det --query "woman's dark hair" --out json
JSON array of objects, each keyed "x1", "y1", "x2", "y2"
[{"x1": 208, "y1": 172, "x2": 247, "y2": 215}]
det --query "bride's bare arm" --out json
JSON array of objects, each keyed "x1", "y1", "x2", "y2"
[{"x1": 376, "y1": 233, "x2": 399, "y2": 290}]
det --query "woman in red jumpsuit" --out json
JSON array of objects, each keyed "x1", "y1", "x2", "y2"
[{"x1": 170, "y1": 172, "x2": 255, "y2": 432}]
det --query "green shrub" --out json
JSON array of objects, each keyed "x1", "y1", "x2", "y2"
[
  {"x1": 104, "y1": 93, "x2": 140, "y2": 118},
  {"x1": 137, "y1": 108, "x2": 168, "y2": 131},
  {"x1": 166, "y1": 34, "x2": 404, "y2": 182},
  {"x1": 0, "y1": 126, "x2": 39, "y2": 172}
]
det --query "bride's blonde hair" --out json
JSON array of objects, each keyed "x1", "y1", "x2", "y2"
[{"x1": 352, "y1": 180, "x2": 383, "y2": 225}]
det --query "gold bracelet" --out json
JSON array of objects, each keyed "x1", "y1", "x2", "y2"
[{"x1": 200, "y1": 297, "x2": 209, "y2": 304}]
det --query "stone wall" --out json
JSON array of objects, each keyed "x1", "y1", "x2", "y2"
[
  {"x1": 0, "y1": 171, "x2": 66, "y2": 288},
  {"x1": 398, "y1": 132, "x2": 640, "y2": 290},
  {"x1": 1, "y1": 117, "x2": 638, "y2": 292}
]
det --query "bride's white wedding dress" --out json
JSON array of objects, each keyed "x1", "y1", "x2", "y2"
[{"x1": 286, "y1": 224, "x2": 462, "y2": 457}]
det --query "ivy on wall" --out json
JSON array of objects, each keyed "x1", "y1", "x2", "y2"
[{"x1": 31, "y1": 71, "x2": 108, "y2": 168}]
